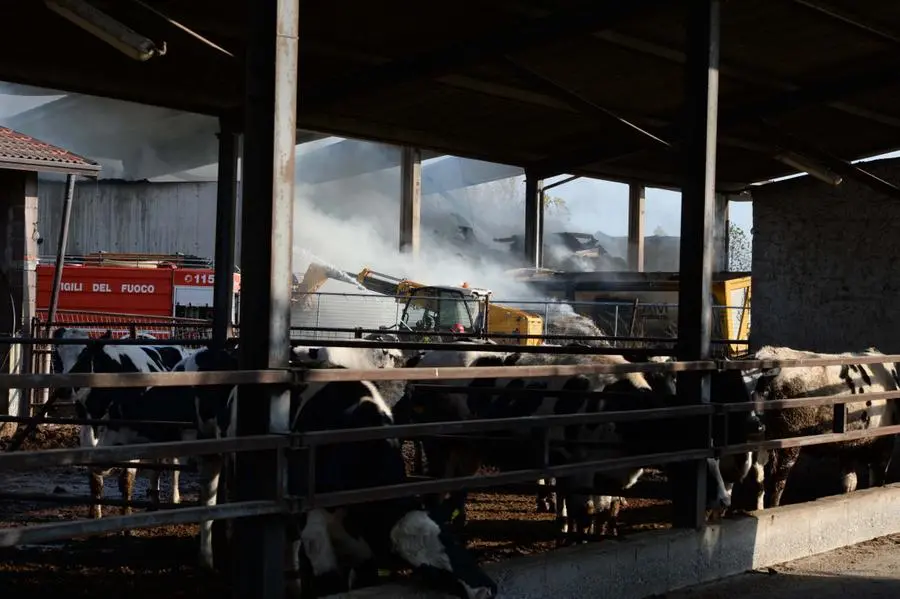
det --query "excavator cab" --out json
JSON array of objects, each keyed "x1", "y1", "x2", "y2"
[{"x1": 399, "y1": 286, "x2": 486, "y2": 341}]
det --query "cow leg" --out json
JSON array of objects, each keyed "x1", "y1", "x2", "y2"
[
  {"x1": 197, "y1": 453, "x2": 222, "y2": 570},
  {"x1": 590, "y1": 495, "x2": 624, "y2": 538},
  {"x1": 750, "y1": 457, "x2": 767, "y2": 511},
  {"x1": 147, "y1": 466, "x2": 162, "y2": 510},
  {"x1": 89, "y1": 468, "x2": 104, "y2": 519},
  {"x1": 119, "y1": 468, "x2": 136, "y2": 516},
  {"x1": 441, "y1": 447, "x2": 480, "y2": 533},
  {"x1": 171, "y1": 458, "x2": 182, "y2": 504},
  {"x1": 413, "y1": 441, "x2": 426, "y2": 476},
  {"x1": 766, "y1": 447, "x2": 799, "y2": 508},
  {"x1": 535, "y1": 478, "x2": 556, "y2": 513},
  {"x1": 839, "y1": 458, "x2": 859, "y2": 494},
  {"x1": 118, "y1": 467, "x2": 136, "y2": 537},
  {"x1": 867, "y1": 438, "x2": 894, "y2": 488},
  {"x1": 706, "y1": 457, "x2": 731, "y2": 515}
]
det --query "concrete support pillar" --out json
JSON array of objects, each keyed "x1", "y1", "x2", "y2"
[
  {"x1": 524, "y1": 174, "x2": 544, "y2": 268},
  {"x1": 673, "y1": 0, "x2": 720, "y2": 530},
  {"x1": 399, "y1": 146, "x2": 422, "y2": 255},
  {"x1": 232, "y1": 0, "x2": 298, "y2": 596},
  {"x1": 628, "y1": 184, "x2": 646, "y2": 272}
]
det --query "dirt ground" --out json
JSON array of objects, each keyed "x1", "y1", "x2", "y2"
[{"x1": 0, "y1": 425, "x2": 875, "y2": 597}]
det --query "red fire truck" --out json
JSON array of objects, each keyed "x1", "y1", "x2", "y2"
[{"x1": 35, "y1": 254, "x2": 241, "y2": 325}]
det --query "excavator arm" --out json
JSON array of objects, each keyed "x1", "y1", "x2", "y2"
[
  {"x1": 294, "y1": 262, "x2": 420, "y2": 300},
  {"x1": 294, "y1": 261, "x2": 544, "y2": 346}
]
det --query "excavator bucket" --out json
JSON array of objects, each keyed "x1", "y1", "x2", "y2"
[
  {"x1": 296, "y1": 263, "x2": 334, "y2": 295},
  {"x1": 293, "y1": 262, "x2": 360, "y2": 308}
]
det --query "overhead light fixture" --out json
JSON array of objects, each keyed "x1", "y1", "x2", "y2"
[
  {"x1": 774, "y1": 151, "x2": 843, "y2": 186},
  {"x1": 45, "y1": 0, "x2": 166, "y2": 62}
]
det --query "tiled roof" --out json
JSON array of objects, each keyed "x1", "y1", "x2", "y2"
[{"x1": 0, "y1": 126, "x2": 100, "y2": 176}]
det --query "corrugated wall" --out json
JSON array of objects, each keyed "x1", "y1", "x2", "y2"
[{"x1": 37, "y1": 179, "x2": 243, "y2": 263}]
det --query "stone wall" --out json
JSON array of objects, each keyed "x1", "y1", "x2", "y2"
[{"x1": 750, "y1": 157, "x2": 900, "y2": 352}]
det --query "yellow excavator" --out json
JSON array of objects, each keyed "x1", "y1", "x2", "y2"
[{"x1": 295, "y1": 262, "x2": 544, "y2": 346}]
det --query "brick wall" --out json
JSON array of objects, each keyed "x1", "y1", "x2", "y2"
[{"x1": 751, "y1": 157, "x2": 900, "y2": 353}]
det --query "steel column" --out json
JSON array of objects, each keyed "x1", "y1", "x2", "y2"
[
  {"x1": 673, "y1": 0, "x2": 720, "y2": 530},
  {"x1": 627, "y1": 184, "x2": 646, "y2": 271},
  {"x1": 524, "y1": 173, "x2": 544, "y2": 268},
  {"x1": 399, "y1": 146, "x2": 422, "y2": 255},
  {"x1": 212, "y1": 119, "x2": 240, "y2": 349},
  {"x1": 233, "y1": 0, "x2": 298, "y2": 596}
]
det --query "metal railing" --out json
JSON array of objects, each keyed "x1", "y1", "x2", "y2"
[{"x1": 0, "y1": 339, "x2": 898, "y2": 549}]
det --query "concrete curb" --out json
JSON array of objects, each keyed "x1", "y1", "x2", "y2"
[{"x1": 324, "y1": 483, "x2": 900, "y2": 599}]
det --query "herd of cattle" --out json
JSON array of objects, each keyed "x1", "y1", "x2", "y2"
[{"x1": 40, "y1": 328, "x2": 900, "y2": 599}]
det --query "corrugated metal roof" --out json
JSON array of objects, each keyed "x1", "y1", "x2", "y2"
[{"x1": 0, "y1": 126, "x2": 101, "y2": 177}]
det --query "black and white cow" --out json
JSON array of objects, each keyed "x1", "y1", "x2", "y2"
[
  {"x1": 395, "y1": 349, "x2": 662, "y2": 541},
  {"x1": 747, "y1": 346, "x2": 900, "y2": 509},
  {"x1": 51, "y1": 328, "x2": 195, "y2": 518},
  {"x1": 395, "y1": 347, "x2": 763, "y2": 541},
  {"x1": 289, "y1": 378, "x2": 497, "y2": 599},
  {"x1": 164, "y1": 346, "x2": 240, "y2": 570},
  {"x1": 627, "y1": 354, "x2": 766, "y2": 514}
]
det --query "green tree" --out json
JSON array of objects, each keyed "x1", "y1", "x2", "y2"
[
  {"x1": 543, "y1": 193, "x2": 568, "y2": 215},
  {"x1": 728, "y1": 222, "x2": 752, "y2": 272}
]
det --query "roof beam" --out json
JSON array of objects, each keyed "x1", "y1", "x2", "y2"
[
  {"x1": 592, "y1": 30, "x2": 900, "y2": 129},
  {"x1": 303, "y1": 40, "x2": 581, "y2": 114},
  {"x1": 789, "y1": 0, "x2": 900, "y2": 45},
  {"x1": 302, "y1": 0, "x2": 667, "y2": 110},
  {"x1": 529, "y1": 51, "x2": 900, "y2": 176},
  {"x1": 501, "y1": 55, "x2": 672, "y2": 148}
]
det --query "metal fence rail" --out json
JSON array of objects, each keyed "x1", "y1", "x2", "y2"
[
  {"x1": 0, "y1": 350, "x2": 898, "y2": 549},
  {"x1": 291, "y1": 291, "x2": 751, "y2": 347}
]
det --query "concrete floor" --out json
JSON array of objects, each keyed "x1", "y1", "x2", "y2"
[{"x1": 666, "y1": 533, "x2": 900, "y2": 599}]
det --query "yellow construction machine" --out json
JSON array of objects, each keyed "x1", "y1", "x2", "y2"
[{"x1": 295, "y1": 262, "x2": 544, "y2": 346}]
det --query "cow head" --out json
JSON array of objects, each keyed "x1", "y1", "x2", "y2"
[{"x1": 392, "y1": 509, "x2": 497, "y2": 599}]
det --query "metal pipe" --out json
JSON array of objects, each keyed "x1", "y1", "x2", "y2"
[
  {"x1": 298, "y1": 448, "x2": 711, "y2": 510},
  {"x1": 0, "y1": 369, "x2": 291, "y2": 391},
  {"x1": 0, "y1": 414, "x2": 196, "y2": 428},
  {"x1": 542, "y1": 174, "x2": 581, "y2": 191},
  {"x1": 0, "y1": 500, "x2": 283, "y2": 548},
  {"x1": 0, "y1": 491, "x2": 194, "y2": 510},
  {"x1": 293, "y1": 405, "x2": 715, "y2": 447},
  {"x1": 0, "y1": 434, "x2": 286, "y2": 471},
  {"x1": 46, "y1": 174, "x2": 76, "y2": 334}
]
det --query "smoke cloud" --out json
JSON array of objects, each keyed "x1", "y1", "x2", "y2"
[{"x1": 289, "y1": 141, "x2": 615, "y2": 341}]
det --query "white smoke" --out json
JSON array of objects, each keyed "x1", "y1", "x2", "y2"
[
  {"x1": 288, "y1": 142, "x2": 593, "y2": 338},
  {"x1": 291, "y1": 168, "x2": 538, "y2": 300}
]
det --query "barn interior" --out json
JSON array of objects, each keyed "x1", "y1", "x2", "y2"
[{"x1": 2, "y1": 1, "x2": 900, "y2": 598}]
